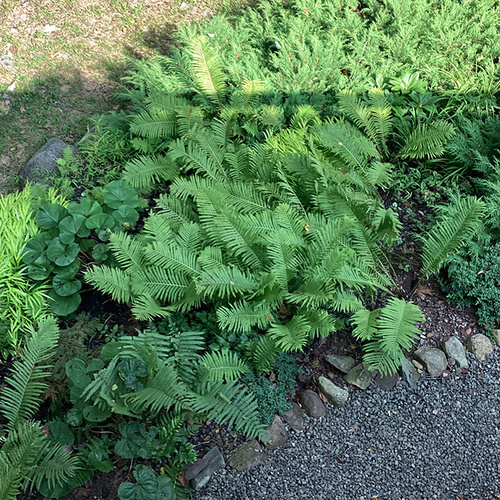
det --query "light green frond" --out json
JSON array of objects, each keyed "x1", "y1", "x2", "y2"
[
  {"x1": 189, "y1": 36, "x2": 227, "y2": 106},
  {"x1": 217, "y1": 300, "x2": 272, "y2": 333},
  {"x1": 85, "y1": 265, "x2": 132, "y2": 303},
  {"x1": 269, "y1": 316, "x2": 310, "y2": 351},
  {"x1": 399, "y1": 120, "x2": 455, "y2": 159},
  {"x1": 200, "y1": 350, "x2": 249, "y2": 382},
  {"x1": 122, "y1": 155, "x2": 180, "y2": 189}
]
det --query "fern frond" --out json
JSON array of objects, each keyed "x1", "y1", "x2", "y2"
[
  {"x1": 85, "y1": 266, "x2": 132, "y2": 303},
  {"x1": 351, "y1": 307, "x2": 379, "y2": 341},
  {"x1": 0, "y1": 317, "x2": 59, "y2": 428},
  {"x1": 197, "y1": 266, "x2": 259, "y2": 299},
  {"x1": 134, "y1": 267, "x2": 192, "y2": 303},
  {"x1": 399, "y1": 120, "x2": 455, "y2": 159},
  {"x1": 421, "y1": 195, "x2": 485, "y2": 277},
  {"x1": 108, "y1": 233, "x2": 146, "y2": 275},
  {"x1": 245, "y1": 334, "x2": 278, "y2": 373},
  {"x1": 269, "y1": 316, "x2": 310, "y2": 351},
  {"x1": 200, "y1": 350, "x2": 249, "y2": 382},
  {"x1": 189, "y1": 36, "x2": 226, "y2": 106},
  {"x1": 364, "y1": 298, "x2": 425, "y2": 375},
  {"x1": 217, "y1": 300, "x2": 272, "y2": 333},
  {"x1": 122, "y1": 155, "x2": 180, "y2": 189}
]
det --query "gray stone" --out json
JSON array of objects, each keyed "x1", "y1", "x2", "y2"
[
  {"x1": 229, "y1": 439, "x2": 268, "y2": 472},
  {"x1": 19, "y1": 138, "x2": 78, "y2": 185},
  {"x1": 185, "y1": 447, "x2": 225, "y2": 489},
  {"x1": 0, "y1": 53, "x2": 14, "y2": 70},
  {"x1": 373, "y1": 371, "x2": 400, "y2": 391},
  {"x1": 491, "y1": 329, "x2": 500, "y2": 347},
  {"x1": 324, "y1": 354, "x2": 356, "y2": 374},
  {"x1": 443, "y1": 336, "x2": 468, "y2": 369},
  {"x1": 401, "y1": 356, "x2": 420, "y2": 389},
  {"x1": 318, "y1": 375, "x2": 349, "y2": 407},
  {"x1": 299, "y1": 390, "x2": 327, "y2": 418},
  {"x1": 281, "y1": 402, "x2": 304, "y2": 432},
  {"x1": 263, "y1": 415, "x2": 288, "y2": 450},
  {"x1": 414, "y1": 346, "x2": 448, "y2": 377},
  {"x1": 467, "y1": 334, "x2": 494, "y2": 361},
  {"x1": 344, "y1": 363, "x2": 376, "y2": 390}
]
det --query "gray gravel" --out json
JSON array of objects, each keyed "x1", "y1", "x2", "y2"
[{"x1": 192, "y1": 350, "x2": 500, "y2": 500}]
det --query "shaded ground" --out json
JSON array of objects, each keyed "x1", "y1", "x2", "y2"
[{"x1": 0, "y1": 0, "x2": 232, "y2": 193}]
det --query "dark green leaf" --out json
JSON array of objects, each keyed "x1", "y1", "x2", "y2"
[
  {"x1": 35, "y1": 203, "x2": 68, "y2": 229},
  {"x1": 86, "y1": 213, "x2": 114, "y2": 230},
  {"x1": 22, "y1": 233, "x2": 48, "y2": 264},
  {"x1": 112, "y1": 205, "x2": 140, "y2": 225},
  {"x1": 27, "y1": 254, "x2": 53, "y2": 280},
  {"x1": 68, "y1": 198, "x2": 102, "y2": 217},
  {"x1": 46, "y1": 421, "x2": 75, "y2": 446},
  {"x1": 103, "y1": 180, "x2": 139, "y2": 209},
  {"x1": 48, "y1": 288, "x2": 82, "y2": 316},
  {"x1": 53, "y1": 275, "x2": 82, "y2": 297},
  {"x1": 47, "y1": 238, "x2": 80, "y2": 266}
]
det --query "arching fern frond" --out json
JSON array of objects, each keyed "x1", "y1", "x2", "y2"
[
  {"x1": 122, "y1": 155, "x2": 180, "y2": 190},
  {"x1": 200, "y1": 350, "x2": 249, "y2": 383},
  {"x1": 399, "y1": 120, "x2": 455, "y2": 159},
  {"x1": 421, "y1": 195, "x2": 485, "y2": 278}
]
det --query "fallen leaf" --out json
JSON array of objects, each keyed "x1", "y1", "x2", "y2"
[
  {"x1": 269, "y1": 372, "x2": 276, "y2": 382},
  {"x1": 20, "y1": 105, "x2": 25, "y2": 113},
  {"x1": 457, "y1": 494, "x2": 464, "y2": 500},
  {"x1": 177, "y1": 473, "x2": 189, "y2": 488},
  {"x1": 349, "y1": 344, "x2": 357, "y2": 350}
]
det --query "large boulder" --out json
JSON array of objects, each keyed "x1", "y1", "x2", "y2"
[
  {"x1": 263, "y1": 415, "x2": 288, "y2": 450},
  {"x1": 318, "y1": 376, "x2": 349, "y2": 407},
  {"x1": 19, "y1": 138, "x2": 78, "y2": 185},
  {"x1": 414, "y1": 346, "x2": 447, "y2": 377}
]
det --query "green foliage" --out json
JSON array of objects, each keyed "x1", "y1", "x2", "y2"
[
  {"x1": 241, "y1": 353, "x2": 300, "y2": 425},
  {"x1": 0, "y1": 185, "x2": 64, "y2": 356},
  {"x1": 352, "y1": 298, "x2": 425, "y2": 375},
  {"x1": 118, "y1": 465, "x2": 175, "y2": 500},
  {"x1": 23, "y1": 180, "x2": 141, "y2": 316},
  {"x1": 0, "y1": 317, "x2": 78, "y2": 500},
  {"x1": 445, "y1": 239, "x2": 500, "y2": 328},
  {"x1": 173, "y1": 0, "x2": 500, "y2": 109},
  {"x1": 420, "y1": 195, "x2": 486, "y2": 278}
]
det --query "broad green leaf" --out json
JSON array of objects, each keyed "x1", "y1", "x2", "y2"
[
  {"x1": 86, "y1": 213, "x2": 114, "y2": 230},
  {"x1": 22, "y1": 233, "x2": 48, "y2": 264},
  {"x1": 113, "y1": 205, "x2": 140, "y2": 225},
  {"x1": 35, "y1": 203, "x2": 68, "y2": 229},
  {"x1": 53, "y1": 275, "x2": 82, "y2": 297},
  {"x1": 103, "y1": 180, "x2": 139, "y2": 209},
  {"x1": 60, "y1": 214, "x2": 91, "y2": 241},
  {"x1": 68, "y1": 198, "x2": 102, "y2": 217},
  {"x1": 27, "y1": 254, "x2": 53, "y2": 280},
  {"x1": 48, "y1": 288, "x2": 82, "y2": 316},
  {"x1": 47, "y1": 238, "x2": 80, "y2": 266}
]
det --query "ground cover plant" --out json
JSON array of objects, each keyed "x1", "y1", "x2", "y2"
[{"x1": 1, "y1": 0, "x2": 500, "y2": 498}]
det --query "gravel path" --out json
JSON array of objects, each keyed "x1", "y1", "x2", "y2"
[{"x1": 193, "y1": 350, "x2": 500, "y2": 500}]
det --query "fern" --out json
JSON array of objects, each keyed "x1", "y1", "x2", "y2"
[
  {"x1": 399, "y1": 120, "x2": 455, "y2": 159},
  {"x1": 0, "y1": 318, "x2": 78, "y2": 499},
  {"x1": 123, "y1": 155, "x2": 180, "y2": 189},
  {"x1": 421, "y1": 195, "x2": 486, "y2": 278},
  {"x1": 200, "y1": 350, "x2": 249, "y2": 382},
  {"x1": 354, "y1": 299, "x2": 425, "y2": 375},
  {"x1": 188, "y1": 36, "x2": 227, "y2": 106},
  {"x1": 0, "y1": 317, "x2": 59, "y2": 429}
]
